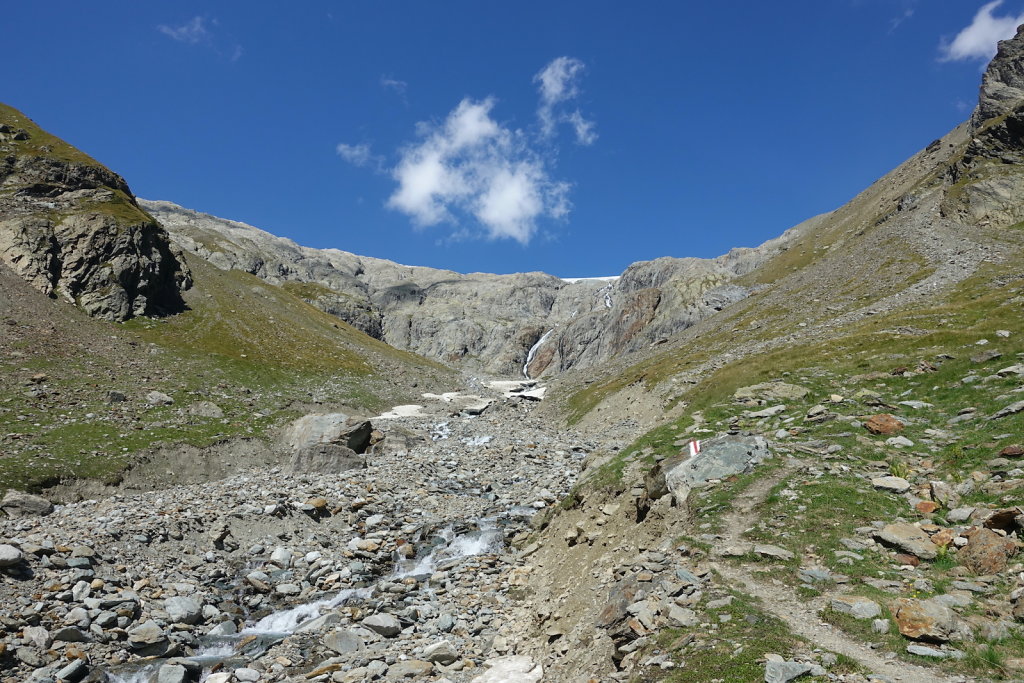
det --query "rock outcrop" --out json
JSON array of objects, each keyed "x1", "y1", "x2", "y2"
[
  {"x1": 946, "y1": 24, "x2": 1024, "y2": 228},
  {"x1": 0, "y1": 104, "x2": 189, "y2": 321},
  {"x1": 142, "y1": 200, "x2": 806, "y2": 376}
]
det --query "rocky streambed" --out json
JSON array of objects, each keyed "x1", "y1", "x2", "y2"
[{"x1": 0, "y1": 384, "x2": 603, "y2": 683}]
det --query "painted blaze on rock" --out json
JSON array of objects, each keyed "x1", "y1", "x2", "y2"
[{"x1": 645, "y1": 435, "x2": 771, "y2": 506}]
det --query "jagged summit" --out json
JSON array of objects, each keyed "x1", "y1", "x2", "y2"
[{"x1": 973, "y1": 23, "x2": 1024, "y2": 128}]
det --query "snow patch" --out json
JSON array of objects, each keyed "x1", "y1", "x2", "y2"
[
  {"x1": 375, "y1": 404, "x2": 424, "y2": 419},
  {"x1": 560, "y1": 276, "x2": 619, "y2": 283}
]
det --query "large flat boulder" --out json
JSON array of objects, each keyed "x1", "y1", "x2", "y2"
[
  {"x1": 289, "y1": 444, "x2": 364, "y2": 474},
  {"x1": 1, "y1": 490, "x2": 54, "y2": 517},
  {"x1": 284, "y1": 413, "x2": 373, "y2": 454},
  {"x1": 874, "y1": 523, "x2": 938, "y2": 560},
  {"x1": 650, "y1": 435, "x2": 770, "y2": 506}
]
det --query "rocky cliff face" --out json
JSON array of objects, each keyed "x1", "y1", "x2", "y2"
[
  {"x1": 947, "y1": 25, "x2": 1024, "y2": 228},
  {"x1": 0, "y1": 105, "x2": 189, "y2": 320},
  {"x1": 143, "y1": 200, "x2": 803, "y2": 377}
]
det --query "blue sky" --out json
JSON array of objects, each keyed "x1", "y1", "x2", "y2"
[{"x1": 6, "y1": 2, "x2": 1022, "y2": 276}]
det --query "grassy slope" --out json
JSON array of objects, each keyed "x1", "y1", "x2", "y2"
[
  {"x1": 558, "y1": 121, "x2": 1013, "y2": 426},
  {"x1": 0, "y1": 103, "x2": 106, "y2": 168},
  {"x1": 0, "y1": 103, "x2": 452, "y2": 491},
  {"x1": 0, "y1": 253, "x2": 450, "y2": 492}
]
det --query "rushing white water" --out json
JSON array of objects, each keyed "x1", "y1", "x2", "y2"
[
  {"x1": 108, "y1": 668, "x2": 157, "y2": 683},
  {"x1": 462, "y1": 435, "x2": 492, "y2": 447},
  {"x1": 243, "y1": 587, "x2": 371, "y2": 634},
  {"x1": 600, "y1": 283, "x2": 614, "y2": 309},
  {"x1": 393, "y1": 525, "x2": 504, "y2": 578},
  {"x1": 522, "y1": 329, "x2": 554, "y2": 378},
  {"x1": 431, "y1": 422, "x2": 451, "y2": 441}
]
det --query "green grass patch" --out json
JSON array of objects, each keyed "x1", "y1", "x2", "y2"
[{"x1": 636, "y1": 590, "x2": 827, "y2": 682}]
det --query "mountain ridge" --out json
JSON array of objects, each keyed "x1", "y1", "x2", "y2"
[{"x1": 140, "y1": 197, "x2": 815, "y2": 378}]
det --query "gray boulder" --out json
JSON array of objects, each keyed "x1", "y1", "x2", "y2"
[
  {"x1": 830, "y1": 596, "x2": 881, "y2": 619},
  {"x1": 0, "y1": 544, "x2": 23, "y2": 567},
  {"x1": 362, "y1": 612, "x2": 402, "y2": 637},
  {"x1": 157, "y1": 664, "x2": 189, "y2": 683},
  {"x1": 288, "y1": 444, "x2": 364, "y2": 474},
  {"x1": 55, "y1": 659, "x2": 88, "y2": 682},
  {"x1": 127, "y1": 619, "x2": 170, "y2": 656},
  {"x1": 163, "y1": 596, "x2": 202, "y2": 625},
  {"x1": 650, "y1": 435, "x2": 771, "y2": 506},
  {"x1": 284, "y1": 412, "x2": 374, "y2": 454},
  {"x1": 764, "y1": 661, "x2": 812, "y2": 683},
  {"x1": 1, "y1": 490, "x2": 54, "y2": 517},
  {"x1": 188, "y1": 401, "x2": 224, "y2": 418},
  {"x1": 324, "y1": 628, "x2": 365, "y2": 655},
  {"x1": 874, "y1": 523, "x2": 938, "y2": 560},
  {"x1": 424, "y1": 640, "x2": 459, "y2": 665}
]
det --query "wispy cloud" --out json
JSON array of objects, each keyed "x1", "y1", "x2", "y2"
[
  {"x1": 534, "y1": 57, "x2": 597, "y2": 145},
  {"x1": 158, "y1": 16, "x2": 243, "y2": 61},
  {"x1": 336, "y1": 142, "x2": 383, "y2": 169},
  {"x1": 939, "y1": 0, "x2": 1024, "y2": 62},
  {"x1": 386, "y1": 98, "x2": 570, "y2": 244},
  {"x1": 158, "y1": 16, "x2": 210, "y2": 44},
  {"x1": 888, "y1": 8, "x2": 914, "y2": 34},
  {"x1": 380, "y1": 76, "x2": 408, "y2": 96}
]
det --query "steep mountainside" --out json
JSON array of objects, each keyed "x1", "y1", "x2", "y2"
[
  {"x1": 2, "y1": 26, "x2": 1024, "y2": 683},
  {"x1": 550, "y1": 27, "x2": 1024, "y2": 432},
  {"x1": 0, "y1": 105, "x2": 190, "y2": 321},
  {"x1": 507, "y1": 27, "x2": 1024, "y2": 682},
  {"x1": 0, "y1": 109, "x2": 453, "y2": 493},
  {"x1": 142, "y1": 199, "x2": 807, "y2": 377}
]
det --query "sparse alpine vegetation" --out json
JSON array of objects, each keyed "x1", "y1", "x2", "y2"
[{"x1": 2, "y1": 20, "x2": 1024, "y2": 683}]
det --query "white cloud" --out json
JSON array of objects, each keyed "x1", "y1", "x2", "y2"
[
  {"x1": 939, "y1": 1, "x2": 1024, "y2": 62},
  {"x1": 536, "y1": 57, "x2": 585, "y2": 106},
  {"x1": 889, "y1": 8, "x2": 914, "y2": 34},
  {"x1": 386, "y1": 98, "x2": 570, "y2": 244},
  {"x1": 380, "y1": 76, "x2": 408, "y2": 95},
  {"x1": 567, "y1": 110, "x2": 598, "y2": 146},
  {"x1": 336, "y1": 143, "x2": 377, "y2": 167},
  {"x1": 158, "y1": 16, "x2": 210, "y2": 44},
  {"x1": 534, "y1": 57, "x2": 597, "y2": 144}
]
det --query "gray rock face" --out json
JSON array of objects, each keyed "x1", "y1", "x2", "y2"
[
  {"x1": 143, "y1": 199, "x2": 801, "y2": 376},
  {"x1": 284, "y1": 413, "x2": 372, "y2": 454},
  {"x1": 1, "y1": 489, "x2": 54, "y2": 517},
  {"x1": 651, "y1": 435, "x2": 771, "y2": 506},
  {"x1": 0, "y1": 107, "x2": 190, "y2": 321},
  {"x1": 973, "y1": 25, "x2": 1024, "y2": 127},
  {"x1": 948, "y1": 25, "x2": 1024, "y2": 229},
  {"x1": 288, "y1": 443, "x2": 364, "y2": 474}
]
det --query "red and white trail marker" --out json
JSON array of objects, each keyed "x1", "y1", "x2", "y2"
[{"x1": 688, "y1": 439, "x2": 701, "y2": 457}]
